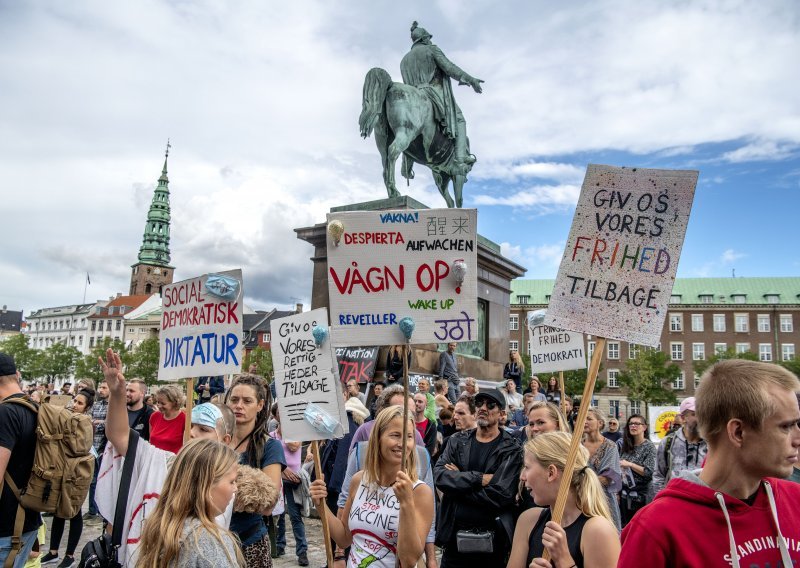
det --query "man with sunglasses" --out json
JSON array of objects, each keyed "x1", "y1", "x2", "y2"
[{"x1": 434, "y1": 387, "x2": 523, "y2": 567}]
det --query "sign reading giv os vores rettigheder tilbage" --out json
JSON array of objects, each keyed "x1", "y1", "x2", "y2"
[
  {"x1": 271, "y1": 308, "x2": 349, "y2": 442},
  {"x1": 158, "y1": 269, "x2": 244, "y2": 381},
  {"x1": 326, "y1": 209, "x2": 478, "y2": 346},
  {"x1": 545, "y1": 165, "x2": 698, "y2": 347}
]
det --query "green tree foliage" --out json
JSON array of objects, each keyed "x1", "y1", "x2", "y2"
[
  {"x1": 618, "y1": 349, "x2": 680, "y2": 410},
  {"x1": 242, "y1": 346, "x2": 273, "y2": 380},
  {"x1": 74, "y1": 338, "x2": 130, "y2": 382},
  {"x1": 778, "y1": 357, "x2": 800, "y2": 379},
  {"x1": 32, "y1": 342, "x2": 82, "y2": 381},
  {"x1": 692, "y1": 347, "x2": 758, "y2": 377},
  {"x1": 126, "y1": 338, "x2": 160, "y2": 385},
  {"x1": 0, "y1": 334, "x2": 38, "y2": 377},
  {"x1": 559, "y1": 367, "x2": 606, "y2": 402}
]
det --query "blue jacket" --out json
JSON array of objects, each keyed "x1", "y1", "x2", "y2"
[{"x1": 195, "y1": 376, "x2": 225, "y2": 399}]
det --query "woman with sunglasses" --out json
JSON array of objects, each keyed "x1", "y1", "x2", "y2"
[{"x1": 618, "y1": 414, "x2": 656, "y2": 527}]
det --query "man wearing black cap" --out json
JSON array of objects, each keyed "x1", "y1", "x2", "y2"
[
  {"x1": 434, "y1": 387, "x2": 523, "y2": 567},
  {"x1": 0, "y1": 353, "x2": 41, "y2": 567}
]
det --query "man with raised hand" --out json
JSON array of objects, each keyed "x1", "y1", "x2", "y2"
[{"x1": 619, "y1": 359, "x2": 800, "y2": 567}]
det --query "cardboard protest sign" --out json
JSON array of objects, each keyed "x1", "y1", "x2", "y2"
[
  {"x1": 527, "y1": 310, "x2": 586, "y2": 374},
  {"x1": 326, "y1": 209, "x2": 478, "y2": 346},
  {"x1": 545, "y1": 165, "x2": 698, "y2": 347},
  {"x1": 649, "y1": 405, "x2": 681, "y2": 442},
  {"x1": 272, "y1": 308, "x2": 349, "y2": 441},
  {"x1": 336, "y1": 346, "x2": 379, "y2": 384},
  {"x1": 158, "y1": 269, "x2": 243, "y2": 381}
]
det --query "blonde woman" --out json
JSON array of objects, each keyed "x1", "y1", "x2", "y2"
[
  {"x1": 582, "y1": 407, "x2": 622, "y2": 531},
  {"x1": 310, "y1": 406, "x2": 434, "y2": 568},
  {"x1": 508, "y1": 432, "x2": 620, "y2": 568},
  {"x1": 525, "y1": 401, "x2": 572, "y2": 440},
  {"x1": 504, "y1": 350, "x2": 525, "y2": 392},
  {"x1": 136, "y1": 439, "x2": 244, "y2": 567},
  {"x1": 149, "y1": 384, "x2": 186, "y2": 453}
]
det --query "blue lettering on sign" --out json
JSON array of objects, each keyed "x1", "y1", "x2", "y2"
[
  {"x1": 379, "y1": 212, "x2": 419, "y2": 224},
  {"x1": 338, "y1": 313, "x2": 398, "y2": 326},
  {"x1": 163, "y1": 332, "x2": 239, "y2": 368}
]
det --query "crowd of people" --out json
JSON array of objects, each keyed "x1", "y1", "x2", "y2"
[{"x1": 1, "y1": 348, "x2": 799, "y2": 567}]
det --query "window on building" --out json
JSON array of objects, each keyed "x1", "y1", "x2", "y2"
[
  {"x1": 106, "y1": 321, "x2": 112, "y2": 331},
  {"x1": 607, "y1": 342, "x2": 620, "y2": 360},
  {"x1": 38, "y1": 338, "x2": 43, "y2": 347},
  {"x1": 116, "y1": 320, "x2": 121, "y2": 331},
  {"x1": 608, "y1": 400, "x2": 620, "y2": 418},
  {"x1": 509, "y1": 340, "x2": 519, "y2": 351},
  {"x1": 59, "y1": 321, "x2": 64, "y2": 329},
  {"x1": 757, "y1": 314, "x2": 770, "y2": 332},
  {"x1": 631, "y1": 400, "x2": 641, "y2": 415},
  {"x1": 700, "y1": 294, "x2": 714, "y2": 304},
  {"x1": 714, "y1": 343, "x2": 727, "y2": 355},
  {"x1": 70, "y1": 337, "x2": 75, "y2": 345},
  {"x1": 608, "y1": 369, "x2": 619, "y2": 388},
  {"x1": 673, "y1": 371, "x2": 685, "y2": 390},
  {"x1": 628, "y1": 344, "x2": 640, "y2": 359},
  {"x1": 670, "y1": 314, "x2": 683, "y2": 332},
  {"x1": 692, "y1": 343, "x2": 705, "y2": 361},
  {"x1": 89, "y1": 338, "x2": 95, "y2": 348},
  {"x1": 734, "y1": 314, "x2": 748, "y2": 333},
  {"x1": 731, "y1": 294, "x2": 747, "y2": 304},
  {"x1": 517, "y1": 295, "x2": 530, "y2": 305},
  {"x1": 78, "y1": 336, "x2": 83, "y2": 345},
  {"x1": 765, "y1": 294, "x2": 780, "y2": 304},
  {"x1": 735, "y1": 343, "x2": 750, "y2": 354},
  {"x1": 713, "y1": 314, "x2": 726, "y2": 332},
  {"x1": 780, "y1": 315, "x2": 793, "y2": 333},
  {"x1": 782, "y1": 344, "x2": 795, "y2": 361},
  {"x1": 694, "y1": 373, "x2": 702, "y2": 388},
  {"x1": 91, "y1": 321, "x2": 96, "y2": 331},
  {"x1": 691, "y1": 314, "x2": 704, "y2": 332},
  {"x1": 759, "y1": 344, "x2": 772, "y2": 362},
  {"x1": 670, "y1": 295, "x2": 682, "y2": 304},
  {"x1": 671, "y1": 342, "x2": 684, "y2": 361},
  {"x1": 509, "y1": 314, "x2": 519, "y2": 331},
  {"x1": 587, "y1": 341, "x2": 596, "y2": 363}
]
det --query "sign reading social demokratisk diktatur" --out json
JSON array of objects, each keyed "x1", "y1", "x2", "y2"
[
  {"x1": 545, "y1": 165, "x2": 698, "y2": 347},
  {"x1": 158, "y1": 269, "x2": 244, "y2": 381},
  {"x1": 527, "y1": 310, "x2": 586, "y2": 374},
  {"x1": 272, "y1": 308, "x2": 349, "y2": 441},
  {"x1": 326, "y1": 209, "x2": 478, "y2": 347}
]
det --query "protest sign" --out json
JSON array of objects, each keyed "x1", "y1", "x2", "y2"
[
  {"x1": 272, "y1": 308, "x2": 349, "y2": 442},
  {"x1": 527, "y1": 309, "x2": 586, "y2": 374},
  {"x1": 649, "y1": 405, "x2": 681, "y2": 442},
  {"x1": 335, "y1": 346, "x2": 379, "y2": 384},
  {"x1": 326, "y1": 208, "x2": 478, "y2": 346},
  {"x1": 158, "y1": 269, "x2": 243, "y2": 381},
  {"x1": 545, "y1": 165, "x2": 698, "y2": 347}
]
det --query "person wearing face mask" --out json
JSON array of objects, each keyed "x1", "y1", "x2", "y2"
[{"x1": 95, "y1": 350, "x2": 250, "y2": 567}]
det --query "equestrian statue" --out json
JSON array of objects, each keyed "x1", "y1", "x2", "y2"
[{"x1": 359, "y1": 21, "x2": 484, "y2": 208}]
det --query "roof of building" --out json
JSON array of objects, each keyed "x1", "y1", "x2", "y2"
[
  {"x1": 88, "y1": 295, "x2": 153, "y2": 318},
  {"x1": 27, "y1": 303, "x2": 98, "y2": 319},
  {"x1": 510, "y1": 277, "x2": 800, "y2": 305},
  {"x1": 0, "y1": 309, "x2": 23, "y2": 333}
]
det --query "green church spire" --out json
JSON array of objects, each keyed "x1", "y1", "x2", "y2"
[{"x1": 137, "y1": 141, "x2": 173, "y2": 266}]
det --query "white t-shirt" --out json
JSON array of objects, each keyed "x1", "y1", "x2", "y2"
[{"x1": 96, "y1": 439, "x2": 234, "y2": 566}]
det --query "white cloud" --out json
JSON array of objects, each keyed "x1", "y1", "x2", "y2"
[
  {"x1": 500, "y1": 241, "x2": 565, "y2": 277},
  {"x1": 720, "y1": 249, "x2": 746, "y2": 264},
  {"x1": 722, "y1": 140, "x2": 799, "y2": 163},
  {"x1": 474, "y1": 184, "x2": 580, "y2": 210}
]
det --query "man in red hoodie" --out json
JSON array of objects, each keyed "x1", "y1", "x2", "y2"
[{"x1": 619, "y1": 359, "x2": 800, "y2": 567}]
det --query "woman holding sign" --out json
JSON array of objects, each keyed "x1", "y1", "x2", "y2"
[
  {"x1": 508, "y1": 432, "x2": 619, "y2": 568},
  {"x1": 226, "y1": 375, "x2": 287, "y2": 568},
  {"x1": 309, "y1": 406, "x2": 434, "y2": 568}
]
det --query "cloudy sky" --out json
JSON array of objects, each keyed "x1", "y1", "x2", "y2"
[{"x1": 2, "y1": 0, "x2": 798, "y2": 316}]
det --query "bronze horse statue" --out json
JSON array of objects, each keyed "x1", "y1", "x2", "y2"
[{"x1": 359, "y1": 67, "x2": 473, "y2": 208}]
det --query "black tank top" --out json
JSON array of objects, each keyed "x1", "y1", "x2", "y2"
[{"x1": 526, "y1": 508, "x2": 589, "y2": 567}]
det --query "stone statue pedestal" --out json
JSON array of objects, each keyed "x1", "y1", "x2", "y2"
[{"x1": 295, "y1": 196, "x2": 526, "y2": 381}]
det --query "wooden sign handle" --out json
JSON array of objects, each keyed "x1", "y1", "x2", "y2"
[
  {"x1": 311, "y1": 440, "x2": 335, "y2": 568},
  {"x1": 400, "y1": 344, "x2": 410, "y2": 472},
  {"x1": 558, "y1": 371, "x2": 566, "y2": 416},
  {"x1": 184, "y1": 378, "x2": 194, "y2": 442},
  {"x1": 542, "y1": 337, "x2": 606, "y2": 562}
]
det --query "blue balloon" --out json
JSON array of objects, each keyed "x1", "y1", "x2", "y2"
[
  {"x1": 399, "y1": 317, "x2": 415, "y2": 341},
  {"x1": 312, "y1": 325, "x2": 329, "y2": 346}
]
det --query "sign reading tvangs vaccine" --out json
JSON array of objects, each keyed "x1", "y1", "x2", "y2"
[
  {"x1": 158, "y1": 269, "x2": 243, "y2": 381},
  {"x1": 545, "y1": 165, "x2": 697, "y2": 347},
  {"x1": 326, "y1": 208, "x2": 478, "y2": 346}
]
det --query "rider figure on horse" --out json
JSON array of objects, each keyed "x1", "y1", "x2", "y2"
[{"x1": 400, "y1": 22, "x2": 483, "y2": 176}]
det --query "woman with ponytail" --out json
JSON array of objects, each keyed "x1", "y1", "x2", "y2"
[
  {"x1": 508, "y1": 432, "x2": 620, "y2": 568},
  {"x1": 226, "y1": 375, "x2": 287, "y2": 567}
]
